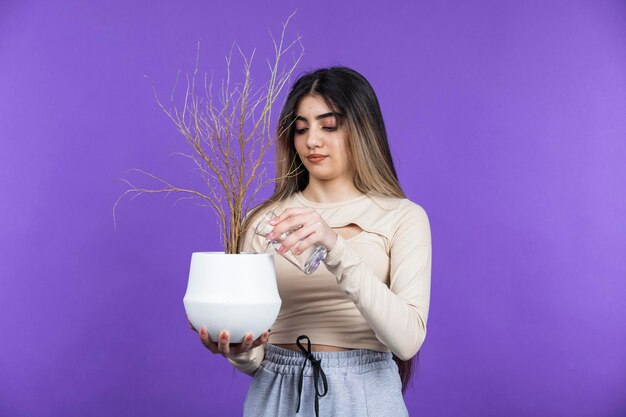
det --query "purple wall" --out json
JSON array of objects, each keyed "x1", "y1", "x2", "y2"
[{"x1": 1, "y1": 1, "x2": 625, "y2": 416}]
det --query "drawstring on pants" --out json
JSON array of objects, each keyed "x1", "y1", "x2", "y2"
[{"x1": 296, "y1": 335, "x2": 328, "y2": 417}]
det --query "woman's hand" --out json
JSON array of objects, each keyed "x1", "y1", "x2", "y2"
[
  {"x1": 188, "y1": 319, "x2": 269, "y2": 358},
  {"x1": 267, "y1": 207, "x2": 338, "y2": 255}
]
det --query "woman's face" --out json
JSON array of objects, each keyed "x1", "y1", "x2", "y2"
[{"x1": 293, "y1": 95, "x2": 351, "y2": 184}]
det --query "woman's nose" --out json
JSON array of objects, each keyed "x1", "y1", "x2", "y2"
[{"x1": 306, "y1": 129, "x2": 323, "y2": 149}]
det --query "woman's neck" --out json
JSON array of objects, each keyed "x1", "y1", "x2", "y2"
[{"x1": 302, "y1": 179, "x2": 363, "y2": 204}]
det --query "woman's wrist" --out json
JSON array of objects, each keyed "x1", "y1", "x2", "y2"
[
  {"x1": 227, "y1": 345, "x2": 265, "y2": 376},
  {"x1": 325, "y1": 231, "x2": 339, "y2": 252},
  {"x1": 227, "y1": 345, "x2": 258, "y2": 361},
  {"x1": 323, "y1": 233, "x2": 346, "y2": 266}
]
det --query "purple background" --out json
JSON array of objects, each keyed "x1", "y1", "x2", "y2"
[{"x1": 1, "y1": 1, "x2": 625, "y2": 416}]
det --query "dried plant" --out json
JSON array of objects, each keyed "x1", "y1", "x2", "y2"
[{"x1": 113, "y1": 15, "x2": 303, "y2": 253}]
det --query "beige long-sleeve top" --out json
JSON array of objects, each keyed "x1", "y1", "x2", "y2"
[{"x1": 228, "y1": 191, "x2": 432, "y2": 375}]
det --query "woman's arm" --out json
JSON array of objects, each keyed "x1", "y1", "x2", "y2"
[{"x1": 323, "y1": 202, "x2": 432, "y2": 360}]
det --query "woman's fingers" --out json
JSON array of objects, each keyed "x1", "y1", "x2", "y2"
[
  {"x1": 238, "y1": 333, "x2": 255, "y2": 353},
  {"x1": 251, "y1": 331, "x2": 270, "y2": 349},
  {"x1": 277, "y1": 220, "x2": 336, "y2": 254},
  {"x1": 269, "y1": 212, "x2": 319, "y2": 241},
  {"x1": 291, "y1": 233, "x2": 324, "y2": 255},
  {"x1": 268, "y1": 207, "x2": 337, "y2": 252},
  {"x1": 199, "y1": 326, "x2": 218, "y2": 353},
  {"x1": 269, "y1": 210, "x2": 317, "y2": 235},
  {"x1": 270, "y1": 207, "x2": 313, "y2": 226},
  {"x1": 271, "y1": 209, "x2": 314, "y2": 232},
  {"x1": 232, "y1": 331, "x2": 270, "y2": 354},
  {"x1": 217, "y1": 331, "x2": 230, "y2": 355},
  {"x1": 197, "y1": 327, "x2": 271, "y2": 357},
  {"x1": 278, "y1": 223, "x2": 317, "y2": 253}
]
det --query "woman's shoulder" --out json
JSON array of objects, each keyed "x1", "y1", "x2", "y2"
[
  {"x1": 368, "y1": 194, "x2": 428, "y2": 217},
  {"x1": 368, "y1": 195, "x2": 430, "y2": 236}
]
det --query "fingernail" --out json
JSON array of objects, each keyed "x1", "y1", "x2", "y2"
[
  {"x1": 200, "y1": 327, "x2": 206, "y2": 337},
  {"x1": 269, "y1": 219, "x2": 277, "y2": 225},
  {"x1": 267, "y1": 233, "x2": 274, "y2": 240},
  {"x1": 246, "y1": 335, "x2": 253, "y2": 343}
]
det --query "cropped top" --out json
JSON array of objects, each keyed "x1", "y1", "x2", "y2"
[{"x1": 228, "y1": 191, "x2": 432, "y2": 375}]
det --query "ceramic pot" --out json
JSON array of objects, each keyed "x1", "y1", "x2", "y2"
[{"x1": 183, "y1": 252, "x2": 281, "y2": 343}]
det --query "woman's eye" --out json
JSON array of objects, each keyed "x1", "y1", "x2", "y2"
[
  {"x1": 295, "y1": 128, "x2": 308, "y2": 135},
  {"x1": 323, "y1": 126, "x2": 337, "y2": 132}
]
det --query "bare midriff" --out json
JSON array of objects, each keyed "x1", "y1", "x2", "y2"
[{"x1": 274, "y1": 343, "x2": 353, "y2": 352}]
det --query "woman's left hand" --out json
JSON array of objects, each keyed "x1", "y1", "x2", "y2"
[{"x1": 267, "y1": 207, "x2": 338, "y2": 255}]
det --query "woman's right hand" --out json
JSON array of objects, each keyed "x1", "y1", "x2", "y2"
[{"x1": 188, "y1": 319, "x2": 269, "y2": 358}]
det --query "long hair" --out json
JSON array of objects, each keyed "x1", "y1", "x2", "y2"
[{"x1": 240, "y1": 66, "x2": 419, "y2": 393}]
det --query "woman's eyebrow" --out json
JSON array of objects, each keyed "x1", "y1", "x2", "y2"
[{"x1": 295, "y1": 112, "x2": 340, "y2": 122}]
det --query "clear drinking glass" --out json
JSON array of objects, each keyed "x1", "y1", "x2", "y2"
[{"x1": 254, "y1": 210, "x2": 327, "y2": 275}]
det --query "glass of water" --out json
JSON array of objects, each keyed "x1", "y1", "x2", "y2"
[{"x1": 254, "y1": 210, "x2": 327, "y2": 275}]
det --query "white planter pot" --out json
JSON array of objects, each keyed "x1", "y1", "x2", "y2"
[{"x1": 183, "y1": 252, "x2": 281, "y2": 343}]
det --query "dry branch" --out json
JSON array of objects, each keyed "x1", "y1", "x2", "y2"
[{"x1": 113, "y1": 14, "x2": 303, "y2": 253}]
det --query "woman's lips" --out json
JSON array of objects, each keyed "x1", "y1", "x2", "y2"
[{"x1": 307, "y1": 155, "x2": 327, "y2": 163}]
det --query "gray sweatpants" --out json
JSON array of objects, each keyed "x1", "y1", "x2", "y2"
[{"x1": 243, "y1": 344, "x2": 409, "y2": 417}]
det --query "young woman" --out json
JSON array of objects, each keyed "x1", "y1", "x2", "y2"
[{"x1": 191, "y1": 67, "x2": 432, "y2": 416}]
